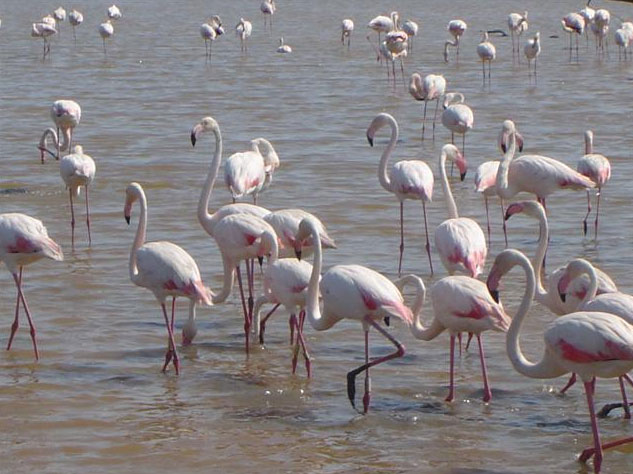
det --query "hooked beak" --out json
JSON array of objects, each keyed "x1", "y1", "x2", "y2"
[
  {"x1": 559, "y1": 292, "x2": 566, "y2": 303},
  {"x1": 383, "y1": 317, "x2": 391, "y2": 327},
  {"x1": 258, "y1": 256, "x2": 264, "y2": 267},
  {"x1": 367, "y1": 134, "x2": 374, "y2": 147},
  {"x1": 460, "y1": 171, "x2": 466, "y2": 181},
  {"x1": 125, "y1": 215, "x2": 130, "y2": 224},
  {"x1": 191, "y1": 123, "x2": 203, "y2": 147},
  {"x1": 489, "y1": 289, "x2": 500, "y2": 303}
]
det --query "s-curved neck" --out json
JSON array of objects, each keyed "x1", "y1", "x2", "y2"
[
  {"x1": 396, "y1": 275, "x2": 444, "y2": 341},
  {"x1": 377, "y1": 116, "x2": 397, "y2": 193},
  {"x1": 496, "y1": 129, "x2": 517, "y2": 200},
  {"x1": 304, "y1": 219, "x2": 334, "y2": 331},
  {"x1": 198, "y1": 126, "x2": 223, "y2": 235},
  {"x1": 439, "y1": 148, "x2": 459, "y2": 219},
  {"x1": 212, "y1": 254, "x2": 235, "y2": 304},
  {"x1": 506, "y1": 251, "x2": 567, "y2": 379},
  {"x1": 576, "y1": 260, "x2": 599, "y2": 307},
  {"x1": 129, "y1": 191, "x2": 148, "y2": 284},
  {"x1": 532, "y1": 207, "x2": 549, "y2": 298}
]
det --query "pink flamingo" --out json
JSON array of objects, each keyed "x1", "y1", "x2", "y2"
[
  {"x1": 200, "y1": 22, "x2": 217, "y2": 58},
  {"x1": 487, "y1": 249, "x2": 633, "y2": 474},
  {"x1": 224, "y1": 138, "x2": 279, "y2": 205},
  {"x1": 124, "y1": 182, "x2": 213, "y2": 374},
  {"x1": 614, "y1": 28, "x2": 631, "y2": 60},
  {"x1": 441, "y1": 92, "x2": 473, "y2": 166},
  {"x1": 50, "y1": 100, "x2": 81, "y2": 160},
  {"x1": 367, "y1": 13, "x2": 394, "y2": 57},
  {"x1": 562, "y1": 12, "x2": 585, "y2": 60},
  {"x1": 409, "y1": 72, "x2": 446, "y2": 139},
  {"x1": 444, "y1": 19, "x2": 467, "y2": 62},
  {"x1": 476, "y1": 32, "x2": 496, "y2": 84},
  {"x1": 296, "y1": 216, "x2": 418, "y2": 413},
  {"x1": 508, "y1": 11, "x2": 528, "y2": 60},
  {"x1": 580, "y1": 3, "x2": 596, "y2": 46},
  {"x1": 435, "y1": 144, "x2": 487, "y2": 278},
  {"x1": 60, "y1": 145, "x2": 96, "y2": 248},
  {"x1": 31, "y1": 21, "x2": 57, "y2": 58},
  {"x1": 577, "y1": 130, "x2": 610, "y2": 238},
  {"x1": 366, "y1": 113, "x2": 434, "y2": 275},
  {"x1": 260, "y1": 0, "x2": 275, "y2": 32},
  {"x1": 68, "y1": 9, "x2": 83, "y2": 42},
  {"x1": 524, "y1": 32, "x2": 541, "y2": 79},
  {"x1": 0, "y1": 213, "x2": 63, "y2": 360}
]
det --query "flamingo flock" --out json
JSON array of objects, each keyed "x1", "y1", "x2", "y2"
[{"x1": 3, "y1": 3, "x2": 633, "y2": 473}]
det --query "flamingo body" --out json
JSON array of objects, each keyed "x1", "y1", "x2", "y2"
[
  {"x1": 224, "y1": 148, "x2": 265, "y2": 202},
  {"x1": 107, "y1": 5, "x2": 122, "y2": 20},
  {"x1": 263, "y1": 209, "x2": 335, "y2": 259}
]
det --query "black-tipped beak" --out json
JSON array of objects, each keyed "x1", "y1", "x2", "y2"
[
  {"x1": 367, "y1": 135, "x2": 374, "y2": 147},
  {"x1": 295, "y1": 249, "x2": 302, "y2": 260},
  {"x1": 559, "y1": 292, "x2": 566, "y2": 303},
  {"x1": 489, "y1": 289, "x2": 499, "y2": 303},
  {"x1": 504, "y1": 211, "x2": 512, "y2": 221},
  {"x1": 258, "y1": 256, "x2": 264, "y2": 267},
  {"x1": 190, "y1": 132, "x2": 197, "y2": 147},
  {"x1": 501, "y1": 144, "x2": 507, "y2": 153},
  {"x1": 125, "y1": 215, "x2": 130, "y2": 224},
  {"x1": 383, "y1": 317, "x2": 391, "y2": 327},
  {"x1": 460, "y1": 172, "x2": 466, "y2": 181}
]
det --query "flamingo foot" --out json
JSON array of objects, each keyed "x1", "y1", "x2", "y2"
[
  {"x1": 6, "y1": 320, "x2": 19, "y2": 351},
  {"x1": 483, "y1": 389, "x2": 492, "y2": 403},
  {"x1": 445, "y1": 391, "x2": 454, "y2": 403}
]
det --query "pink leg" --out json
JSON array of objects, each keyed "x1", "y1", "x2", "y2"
[
  {"x1": 160, "y1": 303, "x2": 180, "y2": 374},
  {"x1": 421, "y1": 99, "x2": 428, "y2": 139},
  {"x1": 398, "y1": 202, "x2": 404, "y2": 276},
  {"x1": 457, "y1": 332, "x2": 463, "y2": 357},
  {"x1": 290, "y1": 314, "x2": 299, "y2": 374},
  {"x1": 560, "y1": 373, "x2": 577, "y2": 394},
  {"x1": 595, "y1": 188, "x2": 602, "y2": 239},
  {"x1": 582, "y1": 190, "x2": 591, "y2": 236},
  {"x1": 619, "y1": 376, "x2": 631, "y2": 419},
  {"x1": 85, "y1": 185, "x2": 92, "y2": 245},
  {"x1": 258, "y1": 303, "x2": 280, "y2": 344},
  {"x1": 484, "y1": 195, "x2": 491, "y2": 247},
  {"x1": 170, "y1": 297, "x2": 176, "y2": 333},
  {"x1": 465, "y1": 332, "x2": 474, "y2": 351},
  {"x1": 578, "y1": 379, "x2": 603, "y2": 472},
  {"x1": 6, "y1": 268, "x2": 22, "y2": 351},
  {"x1": 477, "y1": 334, "x2": 492, "y2": 403},
  {"x1": 624, "y1": 374, "x2": 633, "y2": 388},
  {"x1": 13, "y1": 270, "x2": 39, "y2": 360},
  {"x1": 346, "y1": 317, "x2": 405, "y2": 414},
  {"x1": 235, "y1": 265, "x2": 250, "y2": 354},
  {"x1": 446, "y1": 334, "x2": 456, "y2": 402},
  {"x1": 500, "y1": 199, "x2": 509, "y2": 247},
  {"x1": 245, "y1": 261, "x2": 254, "y2": 332},
  {"x1": 422, "y1": 200, "x2": 434, "y2": 275},
  {"x1": 69, "y1": 188, "x2": 75, "y2": 249},
  {"x1": 295, "y1": 311, "x2": 311, "y2": 377}
]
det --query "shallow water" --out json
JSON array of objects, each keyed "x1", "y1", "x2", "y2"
[{"x1": 1, "y1": 0, "x2": 633, "y2": 472}]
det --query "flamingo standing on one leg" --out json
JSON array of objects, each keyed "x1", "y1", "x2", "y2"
[
  {"x1": 367, "y1": 14, "x2": 394, "y2": 59},
  {"x1": 341, "y1": 19, "x2": 354, "y2": 48},
  {"x1": 487, "y1": 249, "x2": 633, "y2": 474},
  {"x1": 614, "y1": 28, "x2": 632, "y2": 60},
  {"x1": 295, "y1": 216, "x2": 419, "y2": 413},
  {"x1": 402, "y1": 19, "x2": 418, "y2": 53},
  {"x1": 50, "y1": 100, "x2": 81, "y2": 160},
  {"x1": 60, "y1": 145, "x2": 96, "y2": 248},
  {"x1": 124, "y1": 182, "x2": 213, "y2": 374},
  {"x1": 1, "y1": 214, "x2": 63, "y2": 360},
  {"x1": 53, "y1": 7, "x2": 66, "y2": 36},
  {"x1": 68, "y1": 9, "x2": 83, "y2": 42},
  {"x1": 235, "y1": 18, "x2": 252, "y2": 53},
  {"x1": 224, "y1": 140, "x2": 269, "y2": 205},
  {"x1": 524, "y1": 31, "x2": 541, "y2": 80},
  {"x1": 577, "y1": 130, "x2": 610, "y2": 238},
  {"x1": 508, "y1": 11, "x2": 528, "y2": 60},
  {"x1": 366, "y1": 113, "x2": 434, "y2": 275},
  {"x1": 200, "y1": 21, "x2": 217, "y2": 58},
  {"x1": 31, "y1": 21, "x2": 57, "y2": 59},
  {"x1": 477, "y1": 32, "x2": 496, "y2": 85},
  {"x1": 409, "y1": 72, "x2": 446, "y2": 140}
]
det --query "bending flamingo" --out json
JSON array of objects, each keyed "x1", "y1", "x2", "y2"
[
  {"x1": 441, "y1": 92, "x2": 473, "y2": 162},
  {"x1": 261, "y1": 0, "x2": 275, "y2": 32},
  {"x1": 367, "y1": 13, "x2": 394, "y2": 57},
  {"x1": 264, "y1": 208, "x2": 336, "y2": 259},
  {"x1": 68, "y1": 9, "x2": 83, "y2": 42},
  {"x1": 577, "y1": 130, "x2": 610, "y2": 238},
  {"x1": 367, "y1": 113, "x2": 434, "y2": 275},
  {"x1": 508, "y1": 11, "x2": 528, "y2": 60},
  {"x1": 444, "y1": 19, "x2": 467, "y2": 62},
  {"x1": 409, "y1": 72, "x2": 446, "y2": 139},
  {"x1": 50, "y1": 100, "x2": 81, "y2": 160},
  {"x1": 124, "y1": 182, "x2": 213, "y2": 374},
  {"x1": 0, "y1": 213, "x2": 63, "y2": 360},
  {"x1": 562, "y1": 12, "x2": 585, "y2": 61},
  {"x1": 224, "y1": 139, "x2": 274, "y2": 204},
  {"x1": 31, "y1": 21, "x2": 57, "y2": 59},
  {"x1": 98, "y1": 20, "x2": 114, "y2": 55},
  {"x1": 487, "y1": 249, "x2": 633, "y2": 474},
  {"x1": 200, "y1": 21, "x2": 217, "y2": 58},
  {"x1": 235, "y1": 18, "x2": 252, "y2": 53},
  {"x1": 341, "y1": 19, "x2": 354, "y2": 48},
  {"x1": 402, "y1": 19, "x2": 418, "y2": 52}
]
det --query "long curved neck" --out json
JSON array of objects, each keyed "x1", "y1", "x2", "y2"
[
  {"x1": 211, "y1": 254, "x2": 235, "y2": 304},
  {"x1": 198, "y1": 127, "x2": 223, "y2": 235},
  {"x1": 578, "y1": 261, "x2": 599, "y2": 306},
  {"x1": 532, "y1": 209, "x2": 549, "y2": 298},
  {"x1": 129, "y1": 193, "x2": 148, "y2": 284},
  {"x1": 377, "y1": 118, "x2": 397, "y2": 193},
  {"x1": 60, "y1": 127, "x2": 71, "y2": 152},
  {"x1": 439, "y1": 149, "x2": 459, "y2": 219},
  {"x1": 506, "y1": 254, "x2": 567, "y2": 379},
  {"x1": 304, "y1": 220, "x2": 332, "y2": 331},
  {"x1": 396, "y1": 275, "x2": 444, "y2": 341},
  {"x1": 496, "y1": 130, "x2": 517, "y2": 199},
  {"x1": 584, "y1": 131, "x2": 593, "y2": 154}
]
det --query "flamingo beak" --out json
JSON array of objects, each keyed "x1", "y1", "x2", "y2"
[
  {"x1": 295, "y1": 249, "x2": 302, "y2": 260},
  {"x1": 490, "y1": 289, "x2": 499, "y2": 303},
  {"x1": 366, "y1": 133, "x2": 374, "y2": 147},
  {"x1": 383, "y1": 317, "x2": 391, "y2": 326},
  {"x1": 190, "y1": 124, "x2": 203, "y2": 146},
  {"x1": 258, "y1": 256, "x2": 264, "y2": 267}
]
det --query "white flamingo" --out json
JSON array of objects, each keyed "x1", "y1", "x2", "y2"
[
  {"x1": 235, "y1": 18, "x2": 252, "y2": 53},
  {"x1": 98, "y1": 20, "x2": 114, "y2": 55},
  {"x1": 107, "y1": 5, "x2": 122, "y2": 21},
  {"x1": 477, "y1": 31, "x2": 496, "y2": 84},
  {"x1": 341, "y1": 18, "x2": 354, "y2": 48},
  {"x1": 402, "y1": 19, "x2": 418, "y2": 52},
  {"x1": 276, "y1": 37, "x2": 292, "y2": 53},
  {"x1": 68, "y1": 9, "x2": 83, "y2": 42},
  {"x1": 508, "y1": 11, "x2": 528, "y2": 60},
  {"x1": 409, "y1": 72, "x2": 446, "y2": 139},
  {"x1": 261, "y1": 0, "x2": 276, "y2": 32},
  {"x1": 562, "y1": 12, "x2": 585, "y2": 60},
  {"x1": 577, "y1": 130, "x2": 610, "y2": 238},
  {"x1": 50, "y1": 100, "x2": 81, "y2": 159},
  {"x1": 524, "y1": 32, "x2": 541, "y2": 79},
  {"x1": 53, "y1": 7, "x2": 66, "y2": 35},
  {"x1": 200, "y1": 22, "x2": 217, "y2": 57},
  {"x1": 441, "y1": 92, "x2": 473, "y2": 161},
  {"x1": 31, "y1": 21, "x2": 57, "y2": 58},
  {"x1": 367, "y1": 13, "x2": 394, "y2": 57},
  {"x1": 444, "y1": 19, "x2": 467, "y2": 62}
]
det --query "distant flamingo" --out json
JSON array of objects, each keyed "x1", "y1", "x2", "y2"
[
  {"x1": 615, "y1": 28, "x2": 631, "y2": 60},
  {"x1": 444, "y1": 19, "x2": 467, "y2": 62},
  {"x1": 592, "y1": 9, "x2": 610, "y2": 55},
  {"x1": 98, "y1": 20, "x2": 114, "y2": 55},
  {"x1": 577, "y1": 130, "x2": 610, "y2": 238},
  {"x1": 107, "y1": 5, "x2": 122, "y2": 21},
  {"x1": 435, "y1": 144, "x2": 487, "y2": 278},
  {"x1": 341, "y1": 19, "x2": 354, "y2": 48},
  {"x1": 487, "y1": 249, "x2": 633, "y2": 474},
  {"x1": 508, "y1": 11, "x2": 528, "y2": 60},
  {"x1": 562, "y1": 12, "x2": 585, "y2": 60},
  {"x1": 235, "y1": 18, "x2": 252, "y2": 53},
  {"x1": 60, "y1": 145, "x2": 96, "y2": 248},
  {"x1": 504, "y1": 200, "x2": 617, "y2": 316},
  {"x1": 402, "y1": 19, "x2": 418, "y2": 52},
  {"x1": 53, "y1": 7, "x2": 66, "y2": 35},
  {"x1": 477, "y1": 32, "x2": 496, "y2": 84},
  {"x1": 409, "y1": 72, "x2": 446, "y2": 139},
  {"x1": 580, "y1": 2, "x2": 596, "y2": 46},
  {"x1": 366, "y1": 113, "x2": 434, "y2": 275},
  {"x1": 276, "y1": 37, "x2": 292, "y2": 53},
  {"x1": 124, "y1": 182, "x2": 213, "y2": 374},
  {"x1": 524, "y1": 31, "x2": 541, "y2": 79},
  {"x1": 50, "y1": 100, "x2": 81, "y2": 159},
  {"x1": 37, "y1": 128, "x2": 59, "y2": 163},
  {"x1": 68, "y1": 9, "x2": 83, "y2": 42},
  {"x1": 209, "y1": 15, "x2": 224, "y2": 36},
  {"x1": 200, "y1": 22, "x2": 217, "y2": 58},
  {"x1": 367, "y1": 14, "x2": 394, "y2": 56},
  {"x1": 261, "y1": 0, "x2": 275, "y2": 32},
  {"x1": 441, "y1": 92, "x2": 473, "y2": 162},
  {"x1": 253, "y1": 138, "x2": 280, "y2": 191},
  {"x1": 0, "y1": 213, "x2": 63, "y2": 360},
  {"x1": 296, "y1": 216, "x2": 417, "y2": 413},
  {"x1": 31, "y1": 21, "x2": 57, "y2": 58}
]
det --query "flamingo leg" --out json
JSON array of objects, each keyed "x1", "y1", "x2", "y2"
[
  {"x1": 398, "y1": 202, "x2": 404, "y2": 276},
  {"x1": 580, "y1": 436, "x2": 633, "y2": 466},
  {"x1": 422, "y1": 200, "x2": 434, "y2": 275},
  {"x1": 421, "y1": 99, "x2": 428, "y2": 139},
  {"x1": 258, "y1": 302, "x2": 280, "y2": 344},
  {"x1": 501, "y1": 199, "x2": 509, "y2": 247},
  {"x1": 578, "y1": 379, "x2": 603, "y2": 472},
  {"x1": 484, "y1": 195, "x2": 491, "y2": 247},
  {"x1": 235, "y1": 265, "x2": 250, "y2": 353},
  {"x1": 56, "y1": 126, "x2": 61, "y2": 159},
  {"x1": 13, "y1": 270, "x2": 39, "y2": 360},
  {"x1": 432, "y1": 97, "x2": 440, "y2": 140},
  {"x1": 445, "y1": 334, "x2": 456, "y2": 402},
  {"x1": 450, "y1": 132, "x2": 455, "y2": 177},
  {"x1": 481, "y1": 60, "x2": 485, "y2": 84},
  {"x1": 247, "y1": 259, "x2": 255, "y2": 326},
  {"x1": 465, "y1": 332, "x2": 474, "y2": 351},
  {"x1": 85, "y1": 185, "x2": 92, "y2": 246},
  {"x1": 620, "y1": 376, "x2": 631, "y2": 419},
  {"x1": 346, "y1": 317, "x2": 405, "y2": 414},
  {"x1": 594, "y1": 187, "x2": 602, "y2": 239},
  {"x1": 457, "y1": 332, "x2": 462, "y2": 357},
  {"x1": 290, "y1": 313, "x2": 299, "y2": 374},
  {"x1": 295, "y1": 310, "x2": 311, "y2": 377},
  {"x1": 400, "y1": 58, "x2": 406, "y2": 89},
  {"x1": 6, "y1": 268, "x2": 23, "y2": 351},
  {"x1": 560, "y1": 372, "x2": 577, "y2": 394},
  {"x1": 170, "y1": 297, "x2": 176, "y2": 333},
  {"x1": 582, "y1": 190, "x2": 591, "y2": 236},
  {"x1": 160, "y1": 303, "x2": 179, "y2": 374},
  {"x1": 477, "y1": 334, "x2": 492, "y2": 402}
]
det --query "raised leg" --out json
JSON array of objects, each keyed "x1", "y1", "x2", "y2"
[
  {"x1": 398, "y1": 202, "x2": 404, "y2": 276},
  {"x1": 445, "y1": 333, "x2": 456, "y2": 402},
  {"x1": 560, "y1": 372, "x2": 577, "y2": 394},
  {"x1": 620, "y1": 376, "x2": 631, "y2": 419},
  {"x1": 477, "y1": 334, "x2": 492, "y2": 402},
  {"x1": 85, "y1": 185, "x2": 92, "y2": 245},
  {"x1": 582, "y1": 190, "x2": 591, "y2": 236},
  {"x1": 465, "y1": 332, "x2": 474, "y2": 351},
  {"x1": 6, "y1": 268, "x2": 23, "y2": 351},
  {"x1": 258, "y1": 302, "x2": 280, "y2": 344},
  {"x1": 160, "y1": 302, "x2": 180, "y2": 374},
  {"x1": 422, "y1": 200, "x2": 434, "y2": 275},
  {"x1": 346, "y1": 318, "x2": 405, "y2": 414}
]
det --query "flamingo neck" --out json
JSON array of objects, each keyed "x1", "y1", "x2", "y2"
[
  {"x1": 60, "y1": 127, "x2": 71, "y2": 152},
  {"x1": 439, "y1": 149, "x2": 459, "y2": 219},
  {"x1": 304, "y1": 220, "x2": 333, "y2": 331},
  {"x1": 377, "y1": 116, "x2": 397, "y2": 193},
  {"x1": 182, "y1": 299, "x2": 198, "y2": 343},
  {"x1": 396, "y1": 275, "x2": 444, "y2": 341},
  {"x1": 129, "y1": 191, "x2": 148, "y2": 284},
  {"x1": 39, "y1": 128, "x2": 59, "y2": 161},
  {"x1": 577, "y1": 260, "x2": 599, "y2": 307},
  {"x1": 211, "y1": 254, "x2": 235, "y2": 304},
  {"x1": 584, "y1": 131, "x2": 593, "y2": 154},
  {"x1": 198, "y1": 126, "x2": 223, "y2": 235},
  {"x1": 496, "y1": 130, "x2": 517, "y2": 200},
  {"x1": 532, "y1": 206, "x2": 549, "y2": 298},
  {"x1": 506, "y1": 252, "x2": 567, "y2": 379}
]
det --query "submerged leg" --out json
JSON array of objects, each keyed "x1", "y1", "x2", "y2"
[
  {"x1": 445, "y1": 334, "x2": 456, "y2": 402},
  {"x1": 86, "y1": 185, "x2": 92, "y2": 245},
  {"x1": 578, "y1": 379, "x2": 603, "y2": 472},
  {"x1": 235, "y1": 265, "x2": 250, "y2": 353},
  {"x1": 582, "y1": 190, "x2": 591, "y2": 236},
  {"x1": 477, "y1": 334, "x2": 492, "y2": 402},
  {"x1": 160, "y1": 302, "x2": 180, "y2": 374},
  {"x1": 6, "y1": 268, "x2": 23, "y2": 351},
  {"x1": 258, "y1": 302, "x2": 280, "y2": 344},
  {"x1": 398, "y1": 202, "x2": 404, "y2": 276},
  {"x1": 13, "y1": 270, "x2": 39, "y2": 360}
]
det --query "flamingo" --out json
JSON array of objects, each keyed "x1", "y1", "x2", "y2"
[
  {"x1": 562, "y1": 12, "x2": 585, "y2": 61},
  {"x1": 409, "y1": 72, "x2": 446, "y2": 140},
  {"x1": 53, "y1": 7, "x2": 66, "y2": 35},
  {"x1": 235, "y1": 18, "x2": 252, "y2": 53},
  {"x1": 487, "y1": 249, "x2": 633, "y2": 474},
  {"x1": 496, "y1": 120, "x2": 595, "y2": 214},
  {"x1": 295, "y1": 216, "x2": 417, "y2": 414},
  {"x1": 366, "y1": 113, "x2": 434, "y2": 275},
  {"x1": 580, "y1": 2, "x2": 596, "y2": 46},
  {"x1": 31, "y1": 21, "x2": 57, "y2": 58},
  {"x1": 504, "y1": 200, "x2": 617, "y2": 316},
  {"x1": 261, "y1": 0, "x2": 275, "y2": 32},
  {"x1": 253, "y1": 138, "x2": 280, "y2": 191},
  {"x1": 614, "y1": 28, "x2": 631, "y2": 60},
  {"x1": 524, "y1": 31, "x2": 541, "y2": 78},
  {"x1": 402, "y1": 19, "x2": 418, "y2": 52},
  {"x1": 276, "y1": 37, "x2": 292, "y2": 53},
  {"x1": 476, "y1": 31, "x2": 496, "y2": 84},
  {"x1": 435, "y1": 144, "x2": 487, "y2": 278},
  {"x1": 98, "y1": 20, "x2": 114, "y2": 55},
  {"x1": 367, "y1": 14, "x2": 394, "y2": 56},
  {"x1": 107, "y1": 5, "x2": 122, "y2": 21},
  {"x1": 50, "y1": 100, "x2": 81, "y2": 160},
  {"x1": 0, "y1": 213, "x2": 63, "y2": 360},
  {"x1": 224, "y1": 138, "x2": 278, "y2": 204},
  {"x1": 592, "y1": 9, "x2": 610, "y2": 55},
  {"x1": 444, "y1": 19, "x2": 467, "y2": 62},
  {"x1": 508, "y1": 11, "x2": 528, "y2": 60},
  {"x1": 124, "y1": 183, "x2": 213, "y2": 374},
  {"x1": 200, "y1": 22, "x2": 217, "y2": 58},
  {"x1": 68, "y1": 9, "x2": 83, "y2": 42},
  {"x1": 341, "y1": 19, "x2": 354, "y2": 48},
  {"x1": 577, "y1": 130, "x2": 611, "y2": 238},
  {"x1": 209, "y1": 15, "x2": 224, "y2": 36},
  {"x1": 441, "y1": 92, "x2": 473, "y2": 162},
  {"x1": 60, "y1": 145, "x2": 96, "y2": 248}
]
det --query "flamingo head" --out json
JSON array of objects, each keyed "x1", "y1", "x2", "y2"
[
  {"x1": 443, "y1": 144, "x2": 466, "y2": 180},
  {"x1": 557, "y1": 259, "x2": 593, "y2": 302},
  {"x1": 124, "y1": 182, "x2": 144, "y2": 224},
  {"x1": 366, "y1": 113, "x2": 395, "y2": 146},
  {"x1": 486, "y1": 249, "x2": 522, "y2": 303},
  {"x1": 295, "y1": 217, "x2": 320, "y2": 260},
  {"x1": 190, "y1": 116, "x2": 219, "y2": 146},
  {"x1": 182, "y1": 320, "x2": 198, "y2": 346},
  {"x1": 505, "y1": 200, "x2": 544, "y2": 221}
]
